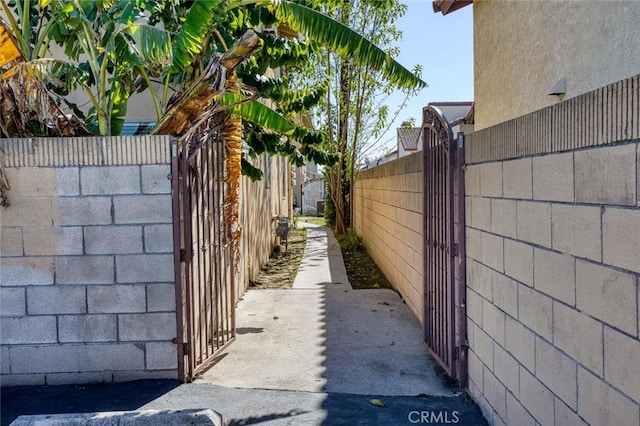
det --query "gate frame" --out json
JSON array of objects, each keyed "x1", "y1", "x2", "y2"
[
  {"x1": 422, "y1": 105, "x2": 467, "y2": 387},
  {"x1": 171, "y1": 129, "x2": 237, "y2": 382}
]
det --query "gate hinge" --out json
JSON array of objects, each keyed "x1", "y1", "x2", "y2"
[
  {"x1": 180, "y1": 249, "x2": 186, "y2": 262},
  {"x1": 183, "y1": 342, "x2": 188, "y2": 354},
  {"x1": 452, "y1": 243, "x2": 459, "y2": 257}
]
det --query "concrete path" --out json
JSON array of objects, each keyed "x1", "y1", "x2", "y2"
[
  {"x1": 199, "y1": 223, "x2": 450, "y2": 396},
  {"x1": 2, "y1": 224, "x2": 488, "y2": 425}
]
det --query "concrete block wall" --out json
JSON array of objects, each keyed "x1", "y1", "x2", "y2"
[
  {"x1": 353, "y1": 153, "x2": 424, "y2": 322},
  {"x1": 0, "y1": 137, "x2": 178, "y2": 386},
  {"x1": 464, "y1": 76, "x2": 640, "y2": 425}
]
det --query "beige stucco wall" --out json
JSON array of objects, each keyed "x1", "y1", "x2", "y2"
[
  {"x1": 353, "y1": 153, "x2": 424, "y2": 322},
  {"x1": 474, "y1": 0, "x2": 640, "y2": 130}
]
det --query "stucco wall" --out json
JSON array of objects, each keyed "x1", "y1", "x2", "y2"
[
  {"x1": 0, "y1": 137, "x2": 177, "y2": 386},
  {"x1": 465, "y1": 75, "x2": 640, "y2": 425},
  {"x1": 353, "y1": 153, "x2": 423, "y2": 322},
  {"x1": 474, "y1": 0, "x2": 640, "y2": 129}
]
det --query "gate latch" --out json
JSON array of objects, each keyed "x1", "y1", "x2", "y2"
[{"x1": 452, "y1": 243, "x2": 459, "y2": 257}]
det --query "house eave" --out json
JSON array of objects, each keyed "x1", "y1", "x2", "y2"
[{"x1": 432, "y1": 0, "x2": 473, "y2": 15}]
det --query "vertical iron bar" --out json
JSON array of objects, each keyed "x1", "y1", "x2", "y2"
[
  {"x1": 171, "y1": 138, "x2": 185, "y2": 382},
  {"x1": 457, "y1": 132, "x2": 468, "y2": 388},
  {"x1": 181, "y1": 143, "x2": 195, "y2": 379}
]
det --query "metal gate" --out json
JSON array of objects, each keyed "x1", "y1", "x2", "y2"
[
  {"x1": 422, "y1": 105, "x2": 467, "y2": 387},
  {"x1": 171, "y1": 121, "x2": 236, "y2": 382}
]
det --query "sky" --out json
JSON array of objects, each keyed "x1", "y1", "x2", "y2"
[{"x1": 365, "y1": 1, "x2": 474, "y2": 159}]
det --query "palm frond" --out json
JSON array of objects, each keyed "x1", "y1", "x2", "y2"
[
  {"x1": 273, "y1": 1, "x2": 426, "y2": 90},
  {"x1": 223, "y1": 92, "x2": 296, "y2": 135}
]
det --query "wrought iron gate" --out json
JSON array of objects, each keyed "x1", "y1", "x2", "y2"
[
  {"x1": 171, "y1": 125, "x2": 236, "y2": 382},
  {"x1": 422, "y1": 105, "x2": 467, "y2": 387}
]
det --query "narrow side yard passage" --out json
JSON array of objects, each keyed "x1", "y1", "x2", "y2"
[{"x1": 199, "y1": 223, "x2": 451, "y2": 396}]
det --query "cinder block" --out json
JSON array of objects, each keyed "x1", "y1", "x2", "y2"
[
  {"x1": 144, "y1": 225, "x2": 174, "y2": 253},
  {"x1": 58, "y1": 314, "x2": 118, "y2": 342},
  {"x1": 505, "y1": 316, "x2": 535, "y2": 372},
  {"x1": 483, "y1": 300, "x2": 506, "y2": 345},
  {"x1": 88, "y1": 285, "x2": 146, "y2": 314},
  {"x1": 23, "y1": 227, "x2": 83, "y2": 256},
  {"x1": 519, "y1": 366, "x2": 555, "y2": 426},
  {"x1": 502, "y1": 158, "x2": 532, "y2": 200},
  {"x1": 469, "y1": 260, "x2": 492, "y2": 300},
  {"x1": 1, "y1": 257, "x2": 54, "y2": 286},
  {"x1": 54, "y1": 197, "x2": 112, "y2": 226},
  {"x1": 493, "y1": 344, "x2": 519, "y2": 394},
  {"x1": 1, "y1": 197, "x2": 53, "y2": 227},
  {"x1": 504, "y1": 239, "x2": 534, "y2": 286},
  {"x1": 0, "y1": 287, "x2": 25, "y2": 316},
  {"x1": 506, "y1": 392, "x2": 536, "y2": 426},
  {"x1": 481, "y1": 232, "x2": 504, "y2": 272},
  {"x1": 27, "y1": 286, "x2": 86, "y2": 315},
  {"x1": 483, "y1": 367, "x2": 507, "y2": 420},
  {"x1": 0, "y1": 316, "x2": 57, "y2": 344},
  {"x1": 467, "y1": 349, "x2": 484, "y2": 391},
  {"x1": 518, "y1": 286, "x2": 552, "y2": 340},
  {"x1": 45, "y1": 371, "x2": 113, "y2": 385},
  {"x1": 552, "y1": 204, "x2": 601, "y2": 262},
  {"x1": 116, "y1": 254, "x2": 173, "y2": 283},
  {"x1": 1, "y1": 345, "x2": 10, "y2": 374},
  {"x1": 533, "y1": 153, "x2": 574, "y2": 202},
  {"x1": 472, "y1": 323, "x2": 494, "y2": 371},
  {"x1": 118, "y1": 313, "x2": 176, "y2": 341},
  {"x1": 516, "y1": 201, "x2": 551, "y2": 248},
  {"x1": 466, "y1": 227, "x2": 482, "y2": 261},
  {"x1": 553, "y1": 301, "x2": 603, "y2": 374},
  {"x1": 84, "y1": 225, "x2": 143, "y2": 254},
  {"x1": 56, "y1": 167, "x2": 81, "y2": 196},
  {"x1": 603, "y1": 207, "x2": 640, "y2": 274},
  {"x1": 578, "y1": 366, "x2": 640, "y2": 426},
  {"x1": 112, "y1": 369, "x2": 178, "y2": 381},
  {"x1": 147, "y1": 284, "x2": 176, "y2": 312},
  {"x1": 576, "y1": 260, "x2": 637, "y2": 336},
  {"x1": 575, "y1": 143, "x2": 636, "y2": 206},
  {"x1": 491, "y1": 199, "x2": 517, "y2": 238},
  {"x1": 0, "y1": 373, "x2": 46, "y2": 386},
  {"x1": 18, "y1": 167, "x2": 79, "y2": 197},
  {"x1": 10, "y1": 343, "x2": 145, "y2": 373},
  {"x1": 141, "y1": 165, "x2": 171, "y2": 194},
  {"x1": 81, "y1": 166, "x2": 140, "y2": 195},
  {"x1": 56, "y1": 256, "x2": 114, "y2": 284},
  {"x1": 0, "y1": 227, "x2": 23, "y2": 256},
  {"x1": 466, "y1": 165, "x2": 481, "y2": 196},
  {"x1": 470, "y1": 196, "x2": 492, "y2": 231},
  {"x1": 492, "y1": 272, "x2": 518, "y2": 319},
  {"x1": 535, "y1": 337, "x2": 577, "y2": 409},
  {"x1": 480, "y1": 163, "x2": 503, "y2": 197},
  {"x1": 554, "y1": 397, "x2": 587, "y2": 426},
  {"x1": 604, "y1": 327, "x2": 640, "y2": 402},
  {"x1": 533, "y1": 248, "x2": 575, "y2": 306},
  {"x1": 467, "y1": 289, "x2": 483, "y2": 325},
  {"x1": 113, "y1": 195, "x2": 172, "y2": 224},
  {"x1": 146, "y1": 342, "x2": 177, "y2": 370}
]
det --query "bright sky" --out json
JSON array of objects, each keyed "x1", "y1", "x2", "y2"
[{"x1": 367, "y1": 1, "x2": 473, "y2": 159}]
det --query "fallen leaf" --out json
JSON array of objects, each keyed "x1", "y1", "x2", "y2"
[
  {"x1": 273, "y1": 316, "x2": 279, "y2": 320},
  {"x1": 369, "y1": 399, "x2": 387, "y2": 407}
]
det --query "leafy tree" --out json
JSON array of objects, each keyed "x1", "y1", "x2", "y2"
[
  {"x1": 294, "y1": 0, "x2": 422, "y2": 234},
  {"x1": 0, "y1": 0, "x2": 424, "y2": 180}
]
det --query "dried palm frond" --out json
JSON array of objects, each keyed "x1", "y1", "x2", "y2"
[
  {"x1": 221, "y1": 74, "x2": 243, "y2": 269},
  {"x1": 0, "y1": 21, "x2": 90, "y2": 138}
]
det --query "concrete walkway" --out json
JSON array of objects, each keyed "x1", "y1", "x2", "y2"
[
  {"x1": 2, "y1": 224, "x2": 487, "y2": 425},
  {"x1": 199, "y1": 223, "x2": 451, "y2": 396}
]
